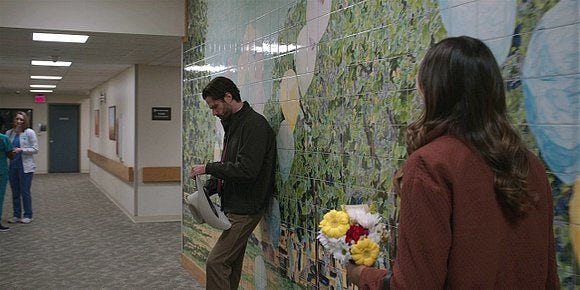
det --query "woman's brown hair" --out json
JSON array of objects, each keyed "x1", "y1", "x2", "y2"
[{"x1": 406, "y1": 36, "x2": 534, "y2": 218}]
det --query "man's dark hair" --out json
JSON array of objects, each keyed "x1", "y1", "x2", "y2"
[{"x1": 202, "y1": 76, "x2": 241, "y2": 101}]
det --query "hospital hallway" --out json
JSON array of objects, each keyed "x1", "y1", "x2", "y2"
[{"x1": 0, "y1": 173, "x2": 204, "y2": 289}]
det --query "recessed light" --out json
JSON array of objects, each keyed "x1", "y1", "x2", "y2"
[
  {"x1": 30, "y1": 89, "x2": 53, "y2": 93},
  {"x1": 30, "y1": 84, "x2": 57, "y2": 88},
  {"x1": 31, "y1": 60, "x2": 72, "y2": 67},
  {"x1": 31, "y1": 75, "x2": 62, "y2": 80},
  {"x1": 33, "y1": 32, "x2": 89, "y2": 43}
]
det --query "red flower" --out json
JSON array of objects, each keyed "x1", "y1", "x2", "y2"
[{"x1": 345, "y1": 224, "x2": 369, "y2": 245}]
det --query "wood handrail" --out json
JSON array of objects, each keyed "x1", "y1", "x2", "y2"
[
  {"x1": 87, "y1": 150, "x2": 133, "y2": 183},
  {"x1": 142, "y1": 166, "x2": 181, "y2": 182}
]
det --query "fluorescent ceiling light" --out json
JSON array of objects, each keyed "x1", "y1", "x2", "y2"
[
  {"x1": 30, "y1": 75, "x2": 62, "y2": 80},
  {"x1": 251, "y1": 42, "x2": 301, "y2": 54},
  {"x1": 31, "y1": 60, "x2": 72, "y2": 67},
  {"x1": 30, "y1": 84, "x2": 57, "y2": 88},
  {"x1": 33, "y1": 32, "x2": 89, "y2": 43},
  {"x1": 30, "y1": 89, "x2": 53, "y2": 93},
  {"x1": 184, "y1": 64, "x2": 234, "y2": 73}
]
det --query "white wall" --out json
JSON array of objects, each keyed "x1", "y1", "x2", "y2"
[
  {"x1": 135, "y1": 64, "x2": 182, "y2": 220},
  {"x1": 0, "y1": 0, "x2": 185, "y2": 36},
  {"x1": 88, "y1": 64, "x2": 182, "y2": 221},
  {"x1": 90, "y1": 67, "x2": 136, "y2": 165},
  {"x1": 89, "y1": 66, "x2": 136, "y2": 216},
  {"x1": 0, "y1": 94, "x2": 90, "y2": 173},
  {"x1": 136, "y1": 65, "x2": 181, "y2": 167}
]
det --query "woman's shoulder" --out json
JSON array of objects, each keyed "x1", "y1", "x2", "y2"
[
  {"x1": 412, "y1": 135, "x2": 473, "y2": 161},
  {"x1": 526, "y1": 151, "x2": 549, "y2": 180},
  {"x1": 405, "y1": 135, "x2": 482, "y2": 177},
  {"x1": 24, "y1": 128, "x2": 37, "y2": 135}
]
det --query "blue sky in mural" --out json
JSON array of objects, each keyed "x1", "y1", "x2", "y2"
[
  {"x1": 522, "y1": 0, "x2": 579, "y2": 184},
  {"x1": 266, "y1": 197, "x2": 281, "y2": 248},
  {"x1": 438, "y1": 0, "x2": 516, "y2": 65}
]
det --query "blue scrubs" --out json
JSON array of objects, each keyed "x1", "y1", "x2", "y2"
[{"x1": 9, "y1": 134, "x2": 33, "y2": 219}]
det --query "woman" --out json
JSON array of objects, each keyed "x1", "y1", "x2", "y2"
[
  {"x1": 0, "y1": 132, "x2": 14, "y2": 231},
  {"x1": 347, "y1": 36, "x2": 559, "y2": 289},
  {"x1": 6, "y1": 111, "x2": 38, "y2": 224}
]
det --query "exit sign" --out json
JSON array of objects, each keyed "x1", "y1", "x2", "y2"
[{"x1": 34, "y1": 95, "x2": 46, "y2": 103}]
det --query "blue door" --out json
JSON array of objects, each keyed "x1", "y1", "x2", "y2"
[{"x1": 49, "y1": 105, "x2": 79, "y2": 173}]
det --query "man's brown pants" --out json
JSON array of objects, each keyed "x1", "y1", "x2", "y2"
[{"x1": 205, "y1": 212, "x2": 263, "y2": 290}]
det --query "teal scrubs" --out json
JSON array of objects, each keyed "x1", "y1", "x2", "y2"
[{"x1": 0, "y1": 133, "x2": 13, "y2": 221}]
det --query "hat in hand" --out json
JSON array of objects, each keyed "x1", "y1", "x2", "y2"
[{"x1": 185, "y1": 177, "x2": 231, "y2": 230}]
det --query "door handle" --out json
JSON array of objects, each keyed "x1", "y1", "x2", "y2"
[{"x1": 49, "y1": 138, "x2": 54, "y2": 143}]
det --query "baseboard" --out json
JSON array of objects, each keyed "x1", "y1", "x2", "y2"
[
  {"x1": 181, "y1": 253, "x2": 206, "y2": 286},
  {"x1": 133, "y1": 214, "x2": 181, "y2": 222}
]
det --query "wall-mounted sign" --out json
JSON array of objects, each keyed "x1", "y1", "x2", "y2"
[{"x1": 152, "y1": 107, "x2": 171, "y2": 121}]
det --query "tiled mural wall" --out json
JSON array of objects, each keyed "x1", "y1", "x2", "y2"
[{"x1": 182, "y1": 0, "x2": 579, "y2": 288}]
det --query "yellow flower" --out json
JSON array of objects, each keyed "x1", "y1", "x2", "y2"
[
  {"x1": 351, "y1": 238, "x2": 380, "y2": 266},
  {"x1": 319, "y1": 210, "x2": 350, "y2": 238}
]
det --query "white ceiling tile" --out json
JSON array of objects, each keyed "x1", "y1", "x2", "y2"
[{"x1": 0, "y1": 27, "x2": 181, "y2": 96}]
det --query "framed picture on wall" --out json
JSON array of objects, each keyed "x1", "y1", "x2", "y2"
[
  {"x1": 108, "y1": 106, "x2": 116, "y2": 141},
  {"x1": 94, "y1": 110, "x2": 100, "y2": 136}
]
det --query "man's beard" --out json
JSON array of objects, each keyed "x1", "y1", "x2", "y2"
[{"x1": 218, "y1": 105, "x2": 233, "y2": 120}]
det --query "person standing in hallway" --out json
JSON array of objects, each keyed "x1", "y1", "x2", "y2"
[
  {"x1": 6, "y1": 111, "x2": 38, "y2": 224},
  {"x1": 0, "y1": 132, "x2": 14, "y2": 231},
  {"x1": 190, "y1": 76, "x2": 276, "y2": 290},
  {"x1": 346, "y1": 36, "x2": 559, "y2": 289}
]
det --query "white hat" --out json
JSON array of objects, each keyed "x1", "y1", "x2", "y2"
[{"x1": 185, "y1": 177, "x2": 231, "y2": 230}]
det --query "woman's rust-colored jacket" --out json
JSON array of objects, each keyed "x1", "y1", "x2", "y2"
[{"x1": 360, "y1": 135, "x2": 559, "y2": 289}]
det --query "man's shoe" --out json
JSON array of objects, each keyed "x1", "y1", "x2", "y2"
[
  {"x1": 0, "y1": 224, "x2": 10, "y2": 232},
  {"x1": 20, "y1": 218, "x2": 32, "y2": 224},
  {"x1": 7, "y1": 217, "x2": 20, "y2": 223}
]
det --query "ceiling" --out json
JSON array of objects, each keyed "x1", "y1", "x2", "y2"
[{"x1": 0, "y1": 27, "x2": 182, "y2": 97}]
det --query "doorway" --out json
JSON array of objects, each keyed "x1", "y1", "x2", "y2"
[{"x1": 49, "y1": 104, "x2": 79, "y2": 173}]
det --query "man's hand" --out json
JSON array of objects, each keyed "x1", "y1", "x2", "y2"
[{"x1": 190, "y1": 164, "x2": 206, "y2": 178}]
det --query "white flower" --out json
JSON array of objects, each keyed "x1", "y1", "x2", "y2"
[
  {"x1": 332, "y1": 244, "x2": 351, "y2": 262},
  {"x1": 317, "y1": 231, "x2": 351, "y2": 263},
  {"x1": 346, "y1": 206, "x2": 381, "y2": 229},
  {"x1": 366, "y1": 223, "x2": 386, "y2": 243},
  {"x1": 345, "y1": 205, "x2": 368, "y2": 223},
  {"x1": 366, "y1": 232, "x2": 381, "y2": 244}
]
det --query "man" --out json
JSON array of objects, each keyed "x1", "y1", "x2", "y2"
[{"x1": 190, "y1": 76, "x2": 276, "y2": 290}]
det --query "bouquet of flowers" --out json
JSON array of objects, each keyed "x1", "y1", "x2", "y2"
[{"x1": 317, "y1": 204, "x2": 387, "y2": 266}]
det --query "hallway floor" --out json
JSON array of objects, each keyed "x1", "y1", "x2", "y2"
[{"x1": 0, "y1": 173, "x2": 204, "y2": 289}]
